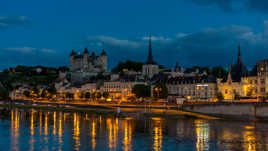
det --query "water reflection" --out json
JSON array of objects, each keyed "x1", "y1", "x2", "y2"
[
  {"x1": 5, "y1": 108, "x2": 268, "y2": 151},
  {"x1": 243, "y1": 125, "x2": 256, "y2": 151},
  {"x1": 195, "y1": 120, "x2": 210, "y2": 151},
  {"x1": 73, "y1": 113, "x2": 80, "y2": 151},
  {"x1": 152, "y1": 118, "x2": 163, "y2": 151},
  {"x1": 10, "y1": 109, "x2": 20, "y2": 151}
]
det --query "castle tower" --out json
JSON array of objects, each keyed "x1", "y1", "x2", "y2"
[
  {"x1": 70, "y1": 49, "x2": 76, "y2": 72},
  {"x1": 100, "y1": 49, "x2": 107, "y2": 71},
  {"x1": 83, "y1": 48, "x2": 89, "y2": 71}
]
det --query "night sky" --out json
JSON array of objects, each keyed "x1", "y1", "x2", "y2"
[{"x1": 1, "y1": 0, "x2": 268, "y2": 70}]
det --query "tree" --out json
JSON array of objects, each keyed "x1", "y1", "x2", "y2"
[
  {"x1": 0, "y1": 90, "x2": 9, "y2": 99},
  {"x1": 153, "y1": 83, "x2": 168, "y2": 99},
  {"x1": 84, "y1": 92, "x2": 91, "y2": 99},
  {"x1": 47, "y1": 85, "x2": 57, "y2": 96},
  {"x1": 112, "y1": 60, "x2": 144, "y2": 73},
  {"x1": 102, "y1": 92, "x2": 109, "y2": 99},
  {"x1": 132, "y1": 84, "x2": 151, "y2": 98},
  {"x1": 32, "y1": 86, "x2": 40, "y2": 98},
  {"x1": 40, "y1": 90, "x2": 47, "y2": 98},
  {"x1": 23, "y1": 90, "x2": 30, "y2": 98},
  {"x1": 96, "y1": 92, "x2": 102, "y2": 99},
  {"x1": 216, "y1": 92, "x2": 224, "y2": 102},
  {"x1": 65, "y1": 92, "x2": 74, "y2": 101},
  {"x1": 211, "y1": 66, "x2": 228, "y2": 78}
]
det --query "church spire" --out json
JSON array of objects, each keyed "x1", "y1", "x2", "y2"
[
  {"x1": 237, "y1": 44, "x2": 242, "y2": 64},
  {"x1": 146, "y1": 35, "x2": 154, "y2": 64}
]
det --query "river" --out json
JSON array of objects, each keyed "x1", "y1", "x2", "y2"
[{"x1": 0, "y1": 108, "x2": 267, "y2": 151}]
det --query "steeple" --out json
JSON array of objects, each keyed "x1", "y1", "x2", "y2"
[
  {"x1": 175, "y1": 61, "x2": 179, "y2": 68},
  {"x1": 146, "y1": 35, "x2": 155, "y2": 64},
  {"x1": 101, "y1": 49, "x2": 107, "y2": 56},
  {"x1": 70, "y1": 49, "x2": 76, "y2": 56},
  {"x1": 237, "y1": 44, "x2": 242, "y2": 64},
  {"x1": 84, "y1": 48, "x2": 89, "y2": 54},
  {"x1": 91, "y1": 50, "x2": 96, "y2": 57}
]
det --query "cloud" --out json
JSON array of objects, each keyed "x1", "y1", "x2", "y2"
[
  {"x1": 176, "y1": 33, "x2": 189, "y2": 38},
  {"x1": 142, "y1": 36, "x2": 172, "y2": 42},
  {"x1": 40, "y1": 48, "x2": 56, "y2": 53},
  {"x1": 5, "y1": 47, "x2": 36, "y2": 53},
  {"x1": 0, "y1": 16, "x2": 30, "y2": 29},
  {"x1": 87, "y1": 36, "x2": 141, "y2": 48}
]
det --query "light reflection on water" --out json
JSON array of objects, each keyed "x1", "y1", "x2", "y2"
[{"x1": 2, "y1": 108, "x2": 268, "y2": 150}]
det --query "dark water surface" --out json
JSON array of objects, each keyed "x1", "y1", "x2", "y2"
[{"x1": 0, "y1": 108, "x2": 267, "y2": 151}]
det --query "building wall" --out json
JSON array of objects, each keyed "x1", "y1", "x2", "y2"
[
  {"x1": 142, "y1": 64, "x2": 159, "y2": 78},
  {"x1": 70, "y1": 54, "x2": 107, "y2": 73},
  {"x1": 167, "y1": 83, "x2": 217, "y2": 101}
]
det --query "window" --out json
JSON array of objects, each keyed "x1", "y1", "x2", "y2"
[
  {"x1": 261, "y1": 88, "x2": 266, "y2": 93},
  {"x1": 225, "y1": 89, "x2": 228, "y2": 94}
]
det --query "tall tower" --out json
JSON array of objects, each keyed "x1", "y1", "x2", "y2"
[
  {"x1": 70, "y1": 49, "x2": 76, "y2": 72},
  {"x1": 146, "y1": 35, "x2": 154, "y2": 64},
  {"x1": 100, "y1": 49, "x2": 107, "y2": 71},
  {"x1": 142, "y1": 35, "x2": 159, "y2": 79},
  {"x1": 83, "y1": 48, "x2": 89, "y2": 72}
]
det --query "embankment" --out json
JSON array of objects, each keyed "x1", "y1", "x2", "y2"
[{"x1": 182, "y1": 102, "x2": 268, "y2": 120}]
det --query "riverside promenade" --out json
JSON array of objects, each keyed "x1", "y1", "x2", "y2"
[{"x1": 1, "y1": 99, "x2": 220, "y2": 120}]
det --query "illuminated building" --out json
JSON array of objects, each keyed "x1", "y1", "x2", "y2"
[{"x1": 166, "y1": 76, "x2": 217, "y2": 101}]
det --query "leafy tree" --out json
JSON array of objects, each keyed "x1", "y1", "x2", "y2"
[
  {"x1": 112, "y1": 60, "x2": 144, "y2": 73},
  {"x1": 84, "y1": 92, "x2": 91, "y2": 99},
  {"x1": 33, "y1": 86, "x2": 40, "y2": 98},
  {"x1": 79, "y1": 93, "x2": 84, "y2": 99},
  {"x1": 96, "y1": 92, "x2": 102, "y2": 99},
  {"x1": 211, "y1": 66, "x2": 228, "y2": 78},
  {"x1": 65, "y1": 92, "x2": 74, "y2": 100},
  {"x1": 132, "y1": 84, "x2": 151, "y2": 98},
  {"x1": 102, "y1": 92, "x2": 109, "y2": 98},
  {"x1": 153, "y1": 83, "x2": 168, "y2": 99},
  {"x1": 216, "y1": 92, "x2": 224, "y2": 102},
  {"x1": 41, "y1": 90, "x2": 47, "y2": 98},
  {"x1": 0, "y1": 90, "x2": 9, "y2": 99},
  {"x1": 23, "y1": 90, "x2": 30, "y2": 98}
]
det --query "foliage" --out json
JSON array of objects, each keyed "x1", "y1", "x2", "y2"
[
  {"x1": 153, "y1": 83, "x2": 168, "y2": 99},
  {"x1": 0, "y1": 90, "x2": 10, "y2": 99},
  {"x1": 132, "y1": 84, "x2": 151, "y2": 98},
  {"x1": 23, "y1": 91, "x2": 30, "y2": 98},
  {"x1": 102, "y1": 92, "x2": 109, "y2": 98},
  {"x1": 211, "y1": 66, "x2": 228, "y2": 78},
  {"x1": 96, "y1": 92, "x2": 102, "y2": 99},
  {"x1": 112, "y1": 60, "x2": 144, "y2": 73},
  {"x1": 216, "y1": 92, "x2": 224, "y2": 101},
  {"x1": 84, "y1": 92, "x2": 91, "y2": 99},
  {"x1": 65, "y1": 92, "x2": 74, "y2": 99},
  {"x1": 47, "y1": 85, "x2": 57, "y2": 95}
]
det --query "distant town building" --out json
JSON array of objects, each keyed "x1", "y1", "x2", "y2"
[
  {"x1": 142, "y1": 36, "x2": 159, "y2": 78},
  {"x1": 217, "y1": 45, "x2": 251, "y2": 100},
  {"x1": 166, "y1": 76, "x2": 217, "y2": 102}
]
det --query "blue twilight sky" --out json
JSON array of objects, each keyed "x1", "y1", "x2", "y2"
[{"x1": 1, "y1": 0, "x2": 268, "y2": 70}]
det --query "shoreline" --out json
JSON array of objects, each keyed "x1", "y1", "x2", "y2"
[{"x1": 3, "y1": 99, "x2": 268, "y2": 121}]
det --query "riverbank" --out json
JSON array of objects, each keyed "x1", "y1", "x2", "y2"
[
  {"x1": 0, "y1": 100, "x2": 220, "y2": 120},
  {"x1": 182, "y1": 102, "x2": 268, "y2": 121}
]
